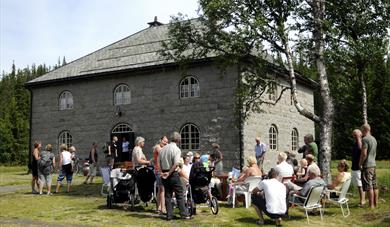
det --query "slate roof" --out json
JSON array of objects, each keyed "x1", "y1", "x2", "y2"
[{"x1": 27, "y1": 22, "x2": 174, "y2": 85}]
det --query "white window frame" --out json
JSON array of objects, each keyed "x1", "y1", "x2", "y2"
[
  {"x1": 180, "y1": 76, "x2": 200, "y2": 99},
  {"x1": 269, "y1": 124, "x2": 278, "y2": 151},
  {"x1": 59, "y1": 91, "x2": 73, "y2": 110},
  {"x1": 180, "y1": 123, "x2": 200, "y2": 150},
  {"x1": 58, "y1": 130, "x2": 72, "y2": 150},
  {"x1": 112, "y1": 123, "x2": 133, "y2": 133},
  {"x1": 291, "y1": 128, "x2": 299, "y2": 151},
  {"x1": 114, "y1": 84, "x2": 131, "y2": 106}
]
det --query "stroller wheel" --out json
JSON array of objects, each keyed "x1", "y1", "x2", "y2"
[
  {"x1": 129, "y1": 194, "x2": 135, "y2": 211},
  {"x1": 186, "y1": 198, "x2": 195, "y2": 216},
  {"x1": 107, "y1": 195, "x2": 113, "y2": 209},
  {"x1": 210, "y1": 196, "x2": 219, "y2": 215}
]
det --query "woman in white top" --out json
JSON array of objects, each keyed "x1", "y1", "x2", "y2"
[
  {"x1": 55, "y1": 144, "x2": 75, "y2": 193},
  {"x1": 132, "y1": 137, "x2": 150, "y2": 168}
]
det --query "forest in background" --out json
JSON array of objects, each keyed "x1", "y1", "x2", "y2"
[{"x1": 0, "y1": 49, "x2": 389, "y2": 164}]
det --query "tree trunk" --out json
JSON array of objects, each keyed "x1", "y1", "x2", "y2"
[
  {"x1": 312, "y1": 0, "x2": 334, "y2": 183},
  {"x1": 359, "y1": 73, "x2": 368, "y2": 124}
]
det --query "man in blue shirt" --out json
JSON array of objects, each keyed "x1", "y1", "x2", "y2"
[{"x1": 255, "y1": 137, "x2": 267, "y2": 170}]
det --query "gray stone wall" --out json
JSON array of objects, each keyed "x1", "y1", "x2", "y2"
[
  {"x1": 242, "y1": 80, "x2": 315, "y2": 172},
  {"x1": 30, "y1": 63, "x2": 241, "y2": 168}
]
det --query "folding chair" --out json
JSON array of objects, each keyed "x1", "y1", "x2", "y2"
[
  {"x1": 100, "y1": 166, "x2": 111, "y2": 196},
  {"x1": 290, "y1": 185, "x2": 325, "y2": 223},
  {"x1": 232, "y1": 176, "x2": 262, "y2": 208},
  {"x1": 325, "y1": 178, "x2": 351, "y2": 217}
]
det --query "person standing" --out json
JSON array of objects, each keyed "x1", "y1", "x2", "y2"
[
  {"x1": 158, "y1": 132, "x2": 190, "y2": 220},
  {"x1": 254, "y1": 137, "x2": 267, "y2": 170},
  {"x1": 132, "y1": 137, "x2": 151, "y2": 167},
  {"x1": 298, "y1": 134, "x2": 318, "y2": 161},
  {"x1": 211, "y1": 143, "x2": 223, "y2": 175},
  {"x1": 108, "y1": 136, "x2": 118, "y2": 168},
  {"x1": 31, "y1": 141, "x2": 41, "y2": 194},
  {"x1": 153, "y1": 136, "x2": 168, "y2": 215},
  {"x1": 55, "y1": 144, "x2": 74, "y2": 193},
  {"x1": 38, "y1": 144, "x2": 55, "y2": 195},
  {"x1": 351, "y1": 129, "x2": 366, "y2": 207},
  {"x1": 84, "y1": 142, "x2": 98, "y2": 184},
  {"x1": 121, "y1": 137, "x2": 130, "y2": 162},
  {"x1": 359, "y1": 123, "x2": 378, "y2": 209}
]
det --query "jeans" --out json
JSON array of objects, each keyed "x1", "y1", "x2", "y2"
[{"x1": 162, "y1": 171, "x2": 188, "y2": 218}]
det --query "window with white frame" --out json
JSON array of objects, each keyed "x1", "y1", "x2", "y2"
[
  {"x1": 180, "y1": 76, "x2": 200, "y2": 98},
  {"x1": 180, "y1": 123, "x2": 200, "y2": 150},
  {"x1": 114, "y1": 84, "x2": 131, "y2": 105},
  {"x1": 269, "y1": 124, "x2": 278, "y2": 150},
  {"x1": 59, "y1": 91, "x2": 73, "y2": 110},
  {"x1": 112, "y1": 123, "x2": 133, "y2": 133},
  {"x1": 291, "y1": 128, "x2": 299, "y2": 151},
  {"x1": 58, "y1": 131, "x2": 72, "y2": 149}
]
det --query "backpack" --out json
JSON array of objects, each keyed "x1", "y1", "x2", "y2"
[{"x1": 39, "y1": 151, "x2": 52, "y2": 173}]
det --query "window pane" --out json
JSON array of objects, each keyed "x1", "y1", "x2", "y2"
[{"x1": 114, "y1": 85, "x2": 131, "y2": 105}]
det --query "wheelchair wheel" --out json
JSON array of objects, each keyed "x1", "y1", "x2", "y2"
[
  {"x1": 186, "y1": 198, "x2": 196, "y2": 216},
  {"x1": 107, "y1": 194, "x2": 113, "y2": 209},
  {"x1": 210, "y1": 196, "x2": 219, "y2": 215},
  {"x1": 129, "y1": 193, "x2": 135, "y2": 211}
]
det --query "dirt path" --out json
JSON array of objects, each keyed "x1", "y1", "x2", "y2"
[{"x1": 0, "y1": 185, "x2": 29, "y2": 193}]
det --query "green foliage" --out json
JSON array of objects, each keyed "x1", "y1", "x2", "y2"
[{"x1": 0, "y1": 63, "x2": 49, "y2": 164}]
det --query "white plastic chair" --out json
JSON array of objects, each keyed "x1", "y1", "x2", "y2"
[
  {"x1": 232, "y1": 176, "x2": 262, "y2": 208},
  {"x1": 325, "y1": 178, "x2": 351, "y2": 217},
  {"x1": 290, "y1": 185, "x2": 325, "y2": 223},
  {"x1": 100, "y1": 166, "x2": 111, "y2": 196}
]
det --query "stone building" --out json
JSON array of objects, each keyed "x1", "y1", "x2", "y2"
[{"x1": 26, "y1": 19, "x2": 316, "y2": 171}]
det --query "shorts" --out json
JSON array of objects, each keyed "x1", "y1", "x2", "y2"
[
  {"x1": 252, "y1": 193, "x2": 285, "y2": 219},
  {"x1": 351, "y1": 170, "x2": 362, "y2": 187},
  {"x1": 155, "y1": 172, "x2": 163, "y2": 186},
  {"x1": 362, "y1": 167, "x2": 377, "y2": 191},
  {"x1": 38, "y1": 173, "x2": 53, "y2": 186},
  {"x1": 88, "y1": 163, "x2": 97, "y2": 176},
  {"x1": 57, "y1": 165, "x2": 73, "y2": 183}
]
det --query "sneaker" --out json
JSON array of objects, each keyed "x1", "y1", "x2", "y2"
[
  {"x1": 275, "y1": 217, "x2": 282, "y2": 226},
  {"x1": 181, "y1": 215, "x2": 191, "y2": 220},
  {"x1": 256, "y1": 219, "x2": 264, "y2": 225},
  {"x1": 47, "y1": 192, "x2": 53, "y2": 196}
]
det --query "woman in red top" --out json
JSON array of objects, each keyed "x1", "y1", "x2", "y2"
[{"x1": 153, "y1": 136, "x2": 168, "y2": 214}]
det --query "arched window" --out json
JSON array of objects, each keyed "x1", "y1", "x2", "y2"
[
  {"x1": 58, "y1": 130, "x2": 72, "y2": 149},
  {"x1": 180, "y1": 76, "x2": 200, "y2": 98},
  {"x1": 112, "y1": 123, "x2": 133, "y2": 133},
  {"x1": 268, "y1": 124, "x2": 278, "y2": 150},
  {"x1": 180, "y1": 123, "x2": 200, "y2": 150},
  {"x1": 59, "y1": 91, "x2": 73, "y2": 110},
  {"x1": 114, "y1": 84, "x2": 131, "y2": 105},
  {"x1": 291, "y1": 128, "x2": 299, "y2": 151}
]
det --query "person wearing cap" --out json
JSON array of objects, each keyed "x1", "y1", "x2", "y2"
[
  {"x1": 132, "y1": 137, "x2": 151, "y2": 168},
  {"x1": 158, "y1": 132, "x2": 190, "y2": 220}
]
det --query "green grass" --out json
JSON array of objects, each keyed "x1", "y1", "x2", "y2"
[{"x1": 0, "y1": 161, "x2": 389, "y2": 226}]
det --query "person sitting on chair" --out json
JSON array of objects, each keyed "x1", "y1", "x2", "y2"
[
  {"x1": 327, "y1": 159, "x2": 351, "y2": 198},
  {"x1": 251, "y1": 168, "x2": 286, "y2": 226}
]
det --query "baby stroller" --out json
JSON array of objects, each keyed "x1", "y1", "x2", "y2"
[
  {"x1": 187, "y1": 165, "x2": 219, "y2": 215},
  {"x1": 106, "y1": 168, "x2": 137, "y2": 210},
  {"x1": 134, "y1": 165, "x2": 156, "y2": 205}
]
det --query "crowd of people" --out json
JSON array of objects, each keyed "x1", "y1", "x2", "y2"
[{"x1": 30, "y1": 123, "x2": 378, "y2": 224}]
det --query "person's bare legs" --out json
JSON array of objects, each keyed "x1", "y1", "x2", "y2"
[
  {"x1": 67, "y1": 182, "x2": 71, "y2": 192},
  {"x1": 358, "y1": 186, "x2": 366, "y2": 205},
  {"x1": 368, "y1": 188, "x2": 375, "y2": 208},
  {"x1": 157, "y1": 185, "x2": 166, "y2": 213},
  {"x1": 55, "y1": 182, "x2": 61, "y2": 193},
  {"x1": 253, "y1": 205, "x2": 264, "y2": 224},
  {"x1": 374, "y1": 189, "x2": 379, "y2": 207}
]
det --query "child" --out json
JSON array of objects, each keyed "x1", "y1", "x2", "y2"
[{"x1": 296, "y1": 158, "x2": 308, "y2": 179}]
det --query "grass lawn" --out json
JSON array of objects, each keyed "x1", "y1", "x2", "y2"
[{"x1": 0, "y1": 161, "x2": 389, "y2": 226}]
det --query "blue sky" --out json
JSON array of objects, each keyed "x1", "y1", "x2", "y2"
[{"x1": 0, "y1": 0, "x2": 199, "y2": 74}]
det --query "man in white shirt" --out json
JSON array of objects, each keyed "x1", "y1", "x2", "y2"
[
  {"x1": 251, "y1": 168, "x2": 286, "y2": 226},
  {"x1": 275, "y1": 152, "x2": 294, "y2": 179}
]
